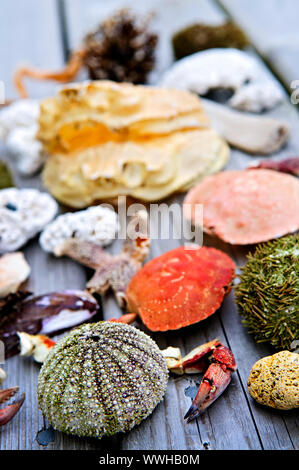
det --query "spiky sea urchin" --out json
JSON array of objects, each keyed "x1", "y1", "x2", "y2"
[
  {"x1": 37, "y1": 322, "x2": 168, "y2": 439},
  {"x1": 235, "y1": 235, "x2": 299, "y2": 350}
]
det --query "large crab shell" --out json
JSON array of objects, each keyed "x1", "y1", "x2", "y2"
[{"x1": 126, "y1": 246, "x2": 235, "y2": 331}]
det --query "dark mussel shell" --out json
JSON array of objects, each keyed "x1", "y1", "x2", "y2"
[{"x1": 0, "y1": 290, "x2": 100, "y2": 358}]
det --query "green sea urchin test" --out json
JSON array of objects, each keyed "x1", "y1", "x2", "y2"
[
  {"x1": 235, "y1": 235, "x2": 299, "y2": 350},
  {"x1": 37, "y1": 322, "x2": 168, "y2": 439}
]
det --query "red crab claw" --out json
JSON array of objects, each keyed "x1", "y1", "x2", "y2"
[
  {"x1": 184, "y1": 341, "x2": 237, "y2": 422},
  {"x1": 0, "y1": 387, "x2": 25, "y2": 426}
]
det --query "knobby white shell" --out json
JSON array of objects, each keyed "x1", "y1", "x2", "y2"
[
  {"x1": 0, "y1": 188, "x2": 58, "y2": 253},
  {"x1": 160, "y1": 49, "x2": 283, "y2": 112},
  {"x1": 40, "y1": 205, "x2": 118, "y2": 254},
  {"x1": 0, "y1": 99, "x2": 46, "y2": 175},
  {"x1": 0, "y1": 252, "x2": 31, "y2": 297}
]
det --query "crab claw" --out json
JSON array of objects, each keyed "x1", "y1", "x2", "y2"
[
  {"x1": 0, "y1": 387, "x2": 25, "y2": 426},
  {"x1": 184, "y1": 342, "x2": 237, "y2": 422}
]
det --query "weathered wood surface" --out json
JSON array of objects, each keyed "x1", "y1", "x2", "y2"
[
  {"x1": 0, "y1": 0, "x2": 298, "y2": 450},
  {"x1": 219, "y1": 0, "x2": 299, "y2": 90}
]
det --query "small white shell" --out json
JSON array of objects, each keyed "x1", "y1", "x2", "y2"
[
  {"x1": 0, "y1": 188, "x2": 58, "y2": 253},
  {"x1": 0, "y1": 252, "x2": 31, "y2": 297},
  {"x1": 0, "y1": 368, "x2": 6, "y2": 385},
  {"x1": 40, "y1": 205, "x2": 118, "y2": 254},
  {"x1": 161, "y1": 49, "x2": 283, "y2": 112},
  {"x1": 0, "y1": 99, "x2": 46, "y2": 175},
  {"x1": 161, "y1": 346, "x2": 182, "y2": 370},
  {"x1": 18, "y1": 332, "x2": 55, "y2": 363}
]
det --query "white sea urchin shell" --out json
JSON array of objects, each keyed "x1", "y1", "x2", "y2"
[{"x1": 161, "y1": 49, "x2": 283, "y2": 112}]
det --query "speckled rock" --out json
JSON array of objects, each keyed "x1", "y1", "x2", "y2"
[
  {"x1": 248, "y1": 351, "x2": 299, "y2": 410},
  {"x1": 37, "y1": 322, "x2": 168, "y2": 439}
]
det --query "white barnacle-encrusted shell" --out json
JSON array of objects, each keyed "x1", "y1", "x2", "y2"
[
  {"x1": 37, "y1": 322, "x2": 168, "y2": 439},
  {"x1": 39, "y1": 206, "x2": 118, "y2": 254},
  {"x1": 161, "y1": 49, "x2": 283, "y2": 112},
  {"x1": 0, "y1": 99, "x2": 46, "y2": 175},
  {"x1": 0, "y1": 188, "x2": 58, "y2": 253}
]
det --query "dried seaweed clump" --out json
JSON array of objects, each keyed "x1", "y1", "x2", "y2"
[
  {"x1": 38, "y1": 322, "x2": 168, "y2": 439},
  {"x1": 83, "y1": 9, "x2": 158, "y2": 84},
  {"x1": 172, "y1": 21, "x2": 249, "y2": 60},
  {"x1": 14, "y1": 9, "x2": 158, "y2": 98},
  {"x1": 235, "y1": 235, "x2": 299, "y2": 350}
]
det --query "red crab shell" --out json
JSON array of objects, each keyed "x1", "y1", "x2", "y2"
[{"x1": 126, "y1": 246, "x2": 235, "y2": 331}]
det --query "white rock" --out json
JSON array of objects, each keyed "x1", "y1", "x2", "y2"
[
  {"x1": 160, "y1": 49, "x2": 283, "y2": 112},
  {"x1": 40, "y1": 205, "x2": 118, "y2": 254},
  {"x1": 0, "y1": 99, "x2": 46, "y2": 175},
  {"x1": 0, "y1": 99, "x2": 40, "y2": 139},
  {"x1": 0, "y1": 188, "x2": 58, "y2": 253},
  {"x1": 6, "y1": 124, "x2": 46, "y2": 175}
]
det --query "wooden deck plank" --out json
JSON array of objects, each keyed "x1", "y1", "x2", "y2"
[{"x1": 219, "y1": 0, "x2": 299, "y2": 89}]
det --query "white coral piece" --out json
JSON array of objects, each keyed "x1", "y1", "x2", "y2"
[
  {"x1": 0, "y1": 99, "x2": 46, "y2": 175},
  {"x1": 0, "y1": 99, "x2": 40, "y2": 139},
  {"x1": 6, "y1": 124, "x2": 46, "y2": 175},
  {"x1": 0, "y1": 188, "x2": 58, "y2": 253},
  {"x1": 160, "y1": 49, "x2": 283, "y2": 112},
  {"x1": 40, "y1": 205, "x2": 118, "y2": 254}
]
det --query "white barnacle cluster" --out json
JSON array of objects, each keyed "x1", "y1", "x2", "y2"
[
  {"x1": 161, "y1": 49, "x2": 284, "y2": 112},
  {"x1": 0, "y1": 99, "x2": 46, "y2": 175},
  {"x1": 39, "y1": 205, "x2": 119, "y2": 254},
  {"x1": 37, "y1": 322, "x2": 168, "y2": 439},
  {"x1": 0, "y1": 188, "x2": 58, "y2": 253}
]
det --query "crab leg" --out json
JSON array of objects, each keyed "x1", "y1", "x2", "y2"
[
  {"x1": 184, "y1": 343, "x2": 237, "y2": 422},
  {"x1": 0, "y1": 387, "x2": 25, "y2": 426}
]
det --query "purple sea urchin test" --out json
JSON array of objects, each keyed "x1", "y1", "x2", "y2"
[{"x1": 37, "y1": 322, "x2": 168, "y2": 439}]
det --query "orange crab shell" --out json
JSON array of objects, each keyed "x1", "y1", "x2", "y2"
[{"x1": 126, "y1": 245, "x2": 235, "y2": 331}]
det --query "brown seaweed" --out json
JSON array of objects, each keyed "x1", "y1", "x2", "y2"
[{"x1": 172, "y1": 21, "x2": 249, "y2": 60}]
